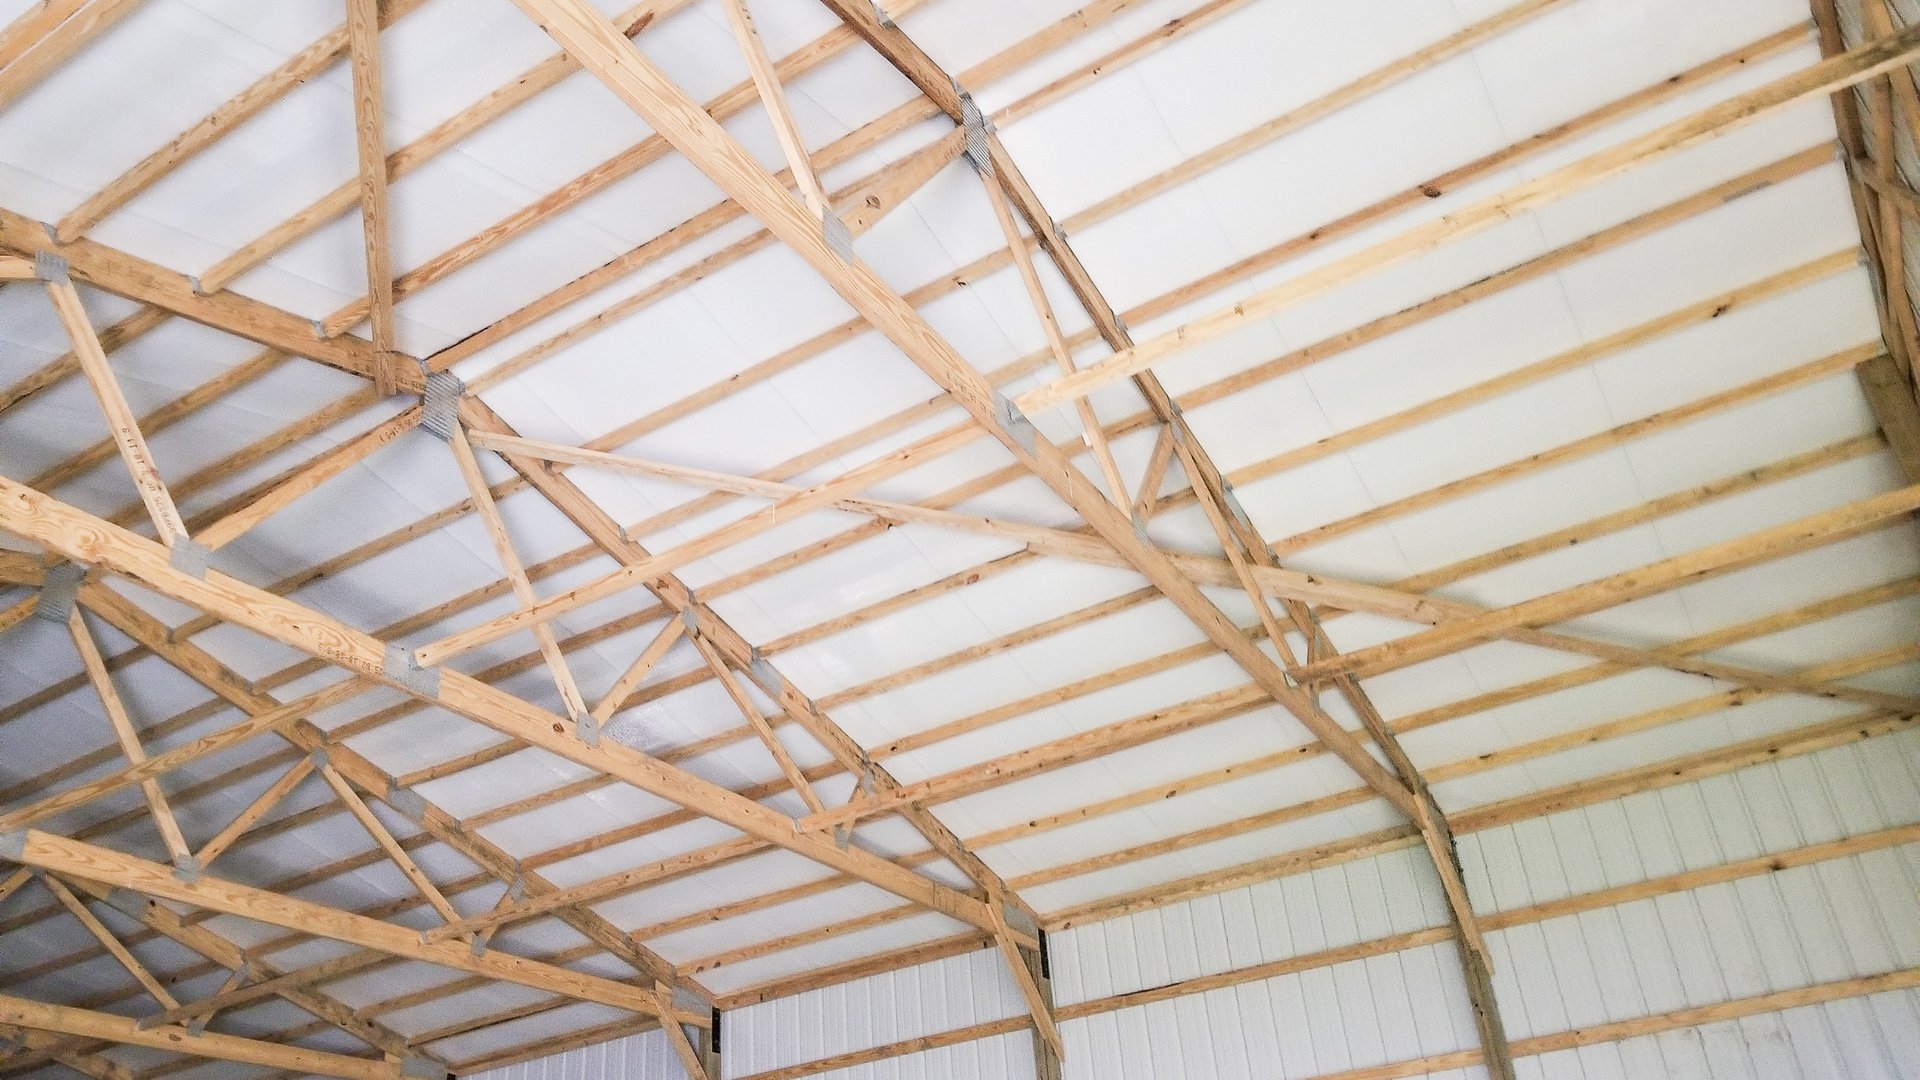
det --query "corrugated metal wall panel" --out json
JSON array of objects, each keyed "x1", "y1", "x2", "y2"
[
  {"x1": 532, "y1": 737, "x2": 1916, "y2": 1080},
  {"x1": 1059, "y1": 939, "x2": 1483, "y2": 1079},
  {"x1": 1043, "y1": 735, "x2": 1919, "y2": 1079},
  {"x1": 461, "y1": 1027, "x2": 684, "y2": 1080},
  {"x1": 1515, "y1": 989, "x2": 1920, "y2": 1079},
  {"x1": 1468, "y1": 733, "x2": 1920, "y2": 1079},
  {"x1": 721, "y1": 946, "x2": 1035, "y2": 1079},
  {"x1": 1050, "y1": 844, "x2": 1481, "y2": 1079},
  {"x1": 1051, "y1": 844, "x2": 1451, "y2": 1004}
]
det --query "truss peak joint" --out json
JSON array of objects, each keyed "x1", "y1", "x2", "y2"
[
  {"x1": 957, "y1": 87, "x2": 993, "y2": 175},
  {"x1": 421, "y1": 371, "x2": 466, "y2": 440},
  {"x1": 382, "y1": 644, "x2": 441, "y2": 697},
  {"x1": 33, "y1": 563, "x2": 85, "y2": 623},
  {"x1": 33, "y1": 248, "x2": 69, "y2": 284},
  {"x1": 167, "y1": 535, "x2": 214, "y2": 579},
  {"x1": 309, "y1": 747, "x2": 331, "y2": 767}
]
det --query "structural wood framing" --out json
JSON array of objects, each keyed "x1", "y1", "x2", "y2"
[{"x1": 2, "y1": 0, "x2": 1918, "y2": 1077}]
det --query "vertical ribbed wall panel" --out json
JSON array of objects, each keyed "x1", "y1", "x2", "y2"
[
  {"x1": 721, "y1": 946, "x2": 1037, "y2": 1079},
  {"x1": 462, "y1": 1028, "x2": 684, "y2": 1080},
  {"x1": 1465, "y1": 730, "x2": 1920, "y2": 1079},
  {"x1": 1051, "y1": 844, "x2": 1483, "y2": 1078},
  {"x1": 526, "y1": 736, "x2": 1916, "y2": 1080},
  {"x1": 1040, "y1": 733, "x2": 1919, "y2": 1079}
]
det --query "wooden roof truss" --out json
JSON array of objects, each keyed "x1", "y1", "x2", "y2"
[{"x1": 0, "y1": 0, "x2": 1917, "y2": 1077}]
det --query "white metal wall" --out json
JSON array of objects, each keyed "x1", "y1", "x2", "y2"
[
  {"x1": 1036, "y1": 732, "x2": 1920, "y2": 1080},
  {"x1": 462, "y1": 1028, "x2": 686, "y2": 1080},
  {"x1": 517, "y1": 733, "x2": 1920, "y2": 1080},
  {"x1": 1466, "y1": 731, "x2": 1920, "y2": 1079},
  {"x1": 1050, "y1": 844, "x2": 1483, "y2": 1079},
  {"x1": 719, "y1": 946, "x2": 1039, "y2": 1079},
  {"x1": 514, "y1": 733, "x2": 1920, "y2": 1080}
]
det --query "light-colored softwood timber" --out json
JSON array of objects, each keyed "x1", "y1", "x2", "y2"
[
  {"x1": 728, "y1": 820, "x2": 1920, "y2": 1080},
  {"x1": 0, "y1": 1, "x2": 90, "y2": 71},
  {"x1": 0, "y1": 6, "x2": 1784, "y2": 814},
  {"x1": 315, "y1": 762, "x2": 461, "y2": 924},
  {"x1": 719, "y1": 0, "x2": 829, "y2": 217},
  {"x1": 51, "y1": 0, "x2": 432, "y2": 241},
  {"x1": 973, "y1": 164, "x2": 1128, "y2": 507},
  {"x1": 460, "y1": 397, "x2": 1039, "y2": 930},
  {"x1": 43, "y1": 273, "x2": 188, "y2": 544},
  {"x1": 320, "y1": 134, "x2": 1825, "y2": 726},
  {"x1": 0, "y1": 475, "x2": 1002, "y2": 938},
  {"x1": 1294, "y1": 481, "x2": 1920, "y2": 682},
  {"x1": 437, "y1": 0, "x2": 1554, "y2": 383},
  {"x1": 1858, "y1": 351, "x2": 1920, "y2": 480},
  {"x1": 37, "y1": 873, "x2": 179, "y2": 1009},
  {"x1": 1010, "y1": 23, "x2": 1920, "y2": 412},
  {"x1": 192, "y1": 406, "x2": 421, "y2": 551},
  {"x1": 3, "y1": 0, "x2": 1920, "y2": 1053},
  {"x1": 503, "y1": 0, "x2": 1424, "y2": 819},
  {"x1": 0, "y1": 678, "x2": 367, "y2": 834},
  {"x1": 0, "y1": 0, "x2": 144, "y2": 110},
  {"x1": 0, "y1": 993, "x2": 417, "y2": 1080},
  {"x1": 654, "y1": 982, "x2": 716, "y2": 1080},
  {"x1": 65, "y1": 576, "x2": 694, "y2": 992},
  {"x1": 63, "y1": 608, "x2": 191, "y2": 868},
  {"x1": 445, "y1": 423, "x2": 591, "y2": 723},
  {"x1": 686, "y1": 628, "x2": 826, "y2": 814},
  {"x1": 413, "y1": 420, "x2": 977, "y2": 666},
  {"x1": 0, "y1": 208, "x2": 420, "y2": 390},
  {"x1": 343, "y1": 0, "x2": 402, "y2": 395},
  {"x1": 588, "y1": 616, "x2": 683, "y2": 723},
  {"x1": 0, "y1": 1023, "x2": 134, "y2": 1080},
  {"x1": 987, "y1": 892, "x2": 1064, "y2": 1061},
  {"x1": 1305, "y1": 967, "x2": 1920, "y2": 1079},
  {"x1": 190, "y1": 755, "x2": 315, "y2": 871},
  {"x1": 0, "y1": 830, "x2": 670, "y2": 1016}
]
